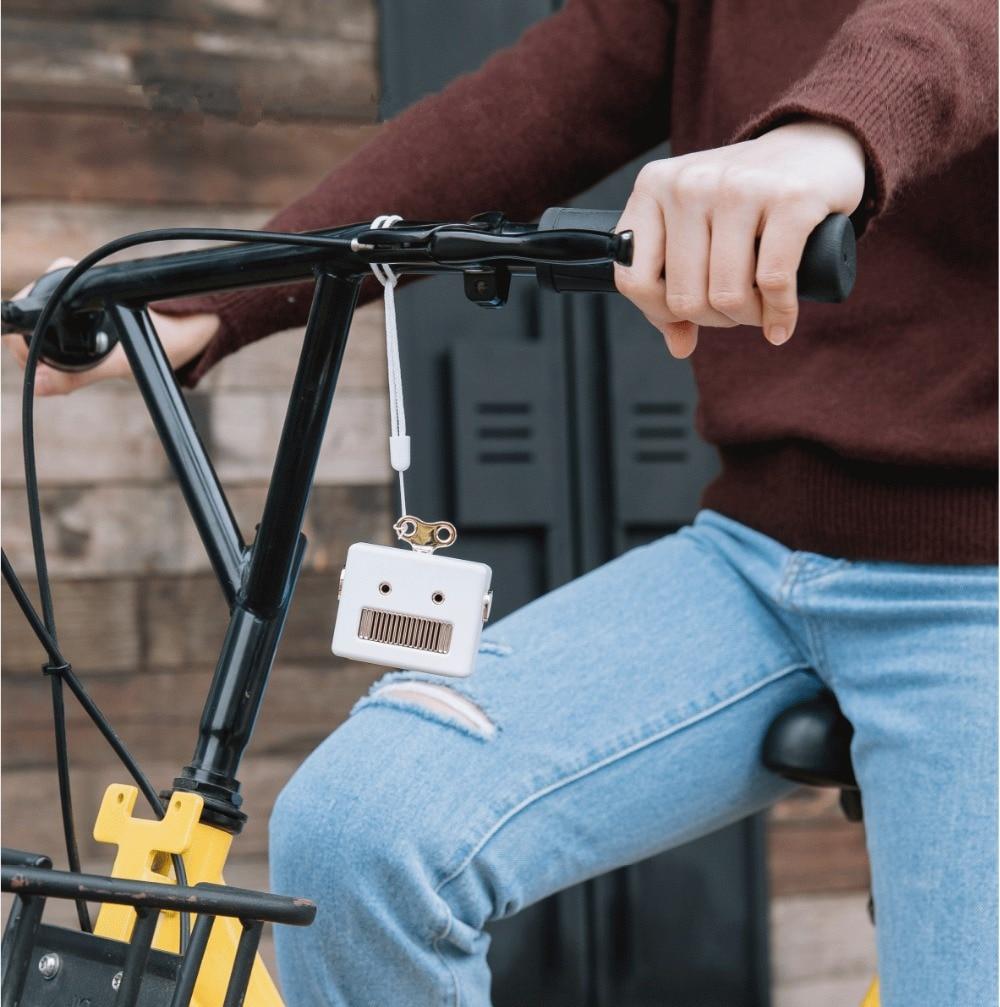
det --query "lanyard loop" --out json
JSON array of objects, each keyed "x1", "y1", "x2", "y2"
[{"x1": 368, "y1": 214, "x2": 409, "y2": 517}]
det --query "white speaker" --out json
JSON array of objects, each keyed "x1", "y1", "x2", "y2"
[{"x1": 332, "y1": 542, "x2": 493, "y2": 677}]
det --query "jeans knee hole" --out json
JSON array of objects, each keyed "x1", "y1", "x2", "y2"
[{"x1": 367, "y1": 681, "x2": 496, "y2": 739}]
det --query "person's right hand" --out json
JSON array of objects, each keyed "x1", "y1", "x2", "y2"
[{"x1": 4, "y1": 258, "x2": 220, "y2": 396}]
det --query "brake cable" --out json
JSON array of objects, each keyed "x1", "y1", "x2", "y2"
[{"x1": 13, "y1": 224, "x2": 437, "y2": 952}]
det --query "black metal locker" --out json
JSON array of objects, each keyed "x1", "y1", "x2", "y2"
[{"x1": 378, "y1": 4, "x2": 770, "y2": 1004}]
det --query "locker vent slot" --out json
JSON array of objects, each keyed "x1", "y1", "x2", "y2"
[
  {"x1": 477, "y1": 402, "x2": 531, "y2": 415},
  {"x1": 476, "y1": 402, "x2": 535, "y2": 464},
  {"x1": 358, "y1": 607, "x2": 453, "y2": 654},
  {"x1": 632, "y1": 402, "x2": 689, "y2": 464},
  {"x1": 633, "y1": 402, "x2": 685, "y2": 416}
]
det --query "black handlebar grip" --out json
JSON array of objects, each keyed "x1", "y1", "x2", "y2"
[{"x1": 537, "y1": 207, "x2": 856, "y2": 303}]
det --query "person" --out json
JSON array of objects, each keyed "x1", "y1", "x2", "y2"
[{"x1": 7, "y1": 2, "x2": 997, "y2": 1004}]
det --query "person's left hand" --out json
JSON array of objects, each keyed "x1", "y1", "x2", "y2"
[
  {"x1": 3, "y1": 258, "x2": 219, "y2": 396},
  {"x1": 614, "y1": 120, "x2": 866, "y2": 358}
]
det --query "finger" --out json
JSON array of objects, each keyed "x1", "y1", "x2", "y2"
[
  {"x1": 38, "y1": 345, "x2": 132, "y2": 396},
  {"x1": 4, "y1": 333, "x2": 29, "y2": 367},
  {"x1": 11, "y1": 258, "x2": 79, "y2": 302},
  {"x1": 756, "y1": 205, "x2": 825, "y2": 345},
  {"x1": 707, "y1": 202, "x2": 764, "y2": 327},
  {"x1": 614, "y1": 190, "x2": 680, "y2": 331},
  {"x1": 664, "y1": 194, "x2": 735, "y2": 329},
  {"x1": 662, "y1": 320, "x2": 699, "y2": 358}
]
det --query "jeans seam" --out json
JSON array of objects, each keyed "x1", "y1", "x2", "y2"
[
  {"x1": 780, "y1": 557, "x2": 832, "y2": 678},
  {"x1": 431, "y1": 915, "x2": 461, "y2": 1007},
  {"x1": 431, "y1": 660, "x2": 810, "y2": 903}
]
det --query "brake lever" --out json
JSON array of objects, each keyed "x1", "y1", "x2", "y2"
[
  {"x1": 1, "y1": 266, "x2": 118, "y2": 370},
  {"x1": 429, "y1": 228, "x2": 633, "y2": 267}
]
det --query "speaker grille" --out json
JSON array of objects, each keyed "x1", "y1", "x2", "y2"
[{"x1": 358, "y1": 607, "x2": 453, "y2": 654}]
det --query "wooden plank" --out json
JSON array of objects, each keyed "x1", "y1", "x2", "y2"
[
  {"x1": 1, "y1": 491, "x2": 389, "y2": 673},
  {"x1": 0, "y1": 483, "x2": 390, "y2": 579},
  {"x1": 202, "y1": 302, "x2": 386, "y2": 393},
  {"x1": 211, "y1": 387, "x2": 389, "y2": 484},
  {"x1": 2, "y1": 0, "x2": 375, "y2": 40},
  {"x1": 0, "y1": 755, "x2": 305, "y2": 860},
  {"x1": 0, "y1": 201, "x2": 268, "y2": 296},
  {"x1": 773, "y1": 974, "x2": 876, "y2": 1007},
  {"x1": 2, "y1": 382, "x2": 390, "y2": 488},
  {"x1": 1, "y1": 382, "x2": 177, "y2": 486},
  {"x1": 1, "y1": 107, "x2": 379, "y2": 206},
  {"x1": 768, "y1": 817, "x2": 871, "y2": 896},
  {"x1": 2, "y1": 661, "x2": 381, "y2": 769},
  {"x1": 0, "y1": 483, "x2": 207, "y2": 579},
  {"x1": 2, "y1": 18, "x2": 378, "y2": 122},
  {"x1": 142, "y1": 561, "x2": 390, "y2": 671},
  {"x1": 769, "y1": 790, "x2": 871, "y2": 896},
  {"x1": 770, "y1": 892, "x2": 877, "y2": 988},
  {"x1": 1, "y1": 576, "x2": 141, "y2": 674}
]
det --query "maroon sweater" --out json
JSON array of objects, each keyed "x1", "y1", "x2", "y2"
[{"x1": 162, "y1": 0, "x2": 999, "y2": 564}]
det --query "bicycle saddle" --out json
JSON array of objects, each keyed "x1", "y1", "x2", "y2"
[{"x1": 762, "y1": 690, "x2": 857, "y2": 790}]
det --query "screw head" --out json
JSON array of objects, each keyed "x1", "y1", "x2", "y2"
[
  {"x1": 94, "y1": 331, "x2": 111, "y2": 354},
  {"x1": 112, "y1": 970, "x2": 123, "y2": 991},
  {"x1": 38, "y1": 952, "x2": 61, "y2": 979}
]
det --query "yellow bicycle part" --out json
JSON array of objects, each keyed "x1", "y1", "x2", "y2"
[
  {"x1": 861, "y1": 976, "x2": 880, "y2": 1006},
  {"x1": 93, "y1": 783, "x2": 283, "y2": 1006}
]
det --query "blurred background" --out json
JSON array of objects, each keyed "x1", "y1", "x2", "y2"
[{"x1": 2, "y1": 2, "x2": 874, "y2": 1003}]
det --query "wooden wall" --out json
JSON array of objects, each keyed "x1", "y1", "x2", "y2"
[
  {"x1": 0, "y1": 0, "x2": 392, "y2": 923},
  {"x1": 0, "y1": 3, "x2": 873, "y2": 1001}
]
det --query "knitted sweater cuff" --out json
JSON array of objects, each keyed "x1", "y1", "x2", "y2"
[{"x1": 733, "y1": 41, "x2": 937, "y2": 233}]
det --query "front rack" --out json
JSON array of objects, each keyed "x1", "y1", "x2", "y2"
[{"x1": 1, "y1": 849, "x2": 315, "y2": 1007}]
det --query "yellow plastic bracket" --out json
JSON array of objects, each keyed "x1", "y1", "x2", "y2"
[
  {"x1": 93, "y1": 783, "x2": 283, "y2": 1007},
  {"x1": 861, "y1": 977, "x2": 880, "y2": 1007}
]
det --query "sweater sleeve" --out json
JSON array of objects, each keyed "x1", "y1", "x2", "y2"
[
  {"x1": 158, "y1": 0, "x2": 673, "y2": 387},
  {"x1": 734, "y1": 0, "x2": 998, "y2": 229}
]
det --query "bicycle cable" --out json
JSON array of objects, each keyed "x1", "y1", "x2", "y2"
[{"x1": 13, "y1": 224, "x2": 413, "y2": 951}]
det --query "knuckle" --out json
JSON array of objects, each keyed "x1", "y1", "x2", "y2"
[
  {"x1": 672, "y1": 164, "x2": 718, "y2": 201},
  {"x1": 665, "y1": 291, "x2": 704, "y2": 317},
  {"x1": 634, "y1": 160, "x2": 668, "y2": 193},
  {"x1": 756, "y1": 268, "x2": 795, "y2": 294},
  {"x1": 708, "y1": 288, "x2": 748, "y2": 314},
  {"x1": 775, "y1": 177, "x2": 815, "y2": 205},
  {"x1": 717, "y1": 166, "x2": 765, "y2": 204},
  {"x1": 614, "y1": 268, "x2": 645, "y2": 299}
]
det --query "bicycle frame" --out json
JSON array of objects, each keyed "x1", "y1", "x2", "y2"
[
  {"x1": 115, "y1": 273, "x2": 361, "y2": 830},
  {"x1": 1, "y1": 212, "x2": 874, "y2": 1006}
]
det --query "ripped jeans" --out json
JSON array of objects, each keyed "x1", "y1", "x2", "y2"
[{"x1": 269, "y1": 511, "x2": 998, "y2": 1007}]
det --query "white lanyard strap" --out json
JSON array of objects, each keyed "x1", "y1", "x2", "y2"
[{"x1": 369, "y1": 214, "x2": 409, "y2": 517}]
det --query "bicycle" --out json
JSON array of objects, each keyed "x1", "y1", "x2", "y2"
[{"x1": 0, "y1": 207, "x2": 869, "y2": 1005}]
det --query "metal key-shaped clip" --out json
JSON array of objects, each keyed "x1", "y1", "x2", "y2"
[{"x1": 394, "y1": 515, "x2": 457, "y2": 553}]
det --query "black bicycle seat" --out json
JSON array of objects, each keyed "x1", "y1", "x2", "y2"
[{"x1": 763, "y1": 690, "x2": 857, "y2": 790}]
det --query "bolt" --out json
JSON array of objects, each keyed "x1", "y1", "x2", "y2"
[
  {"x1": 112, "y1": 970, "x2": 123, "y2": 991},
  {"x1": 38, "y1": 952, "x2": 61, "y2": 979},
  {"x1": 94, "y1": 331, "x2": 111, "y2": 354}
]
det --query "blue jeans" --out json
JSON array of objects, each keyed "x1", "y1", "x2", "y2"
[{"x1": 270, "y1": 511, "x2": 998, "y2": 1006}]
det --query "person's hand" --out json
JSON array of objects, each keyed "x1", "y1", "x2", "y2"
[
  {"x1": 3, "y1": 258, "x2": 219, "y2": 396},
  {"x1": 614, "y1": 120, "x2": 866, "y2": 358}
]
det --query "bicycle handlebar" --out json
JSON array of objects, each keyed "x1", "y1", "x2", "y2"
[{"x1": 1, "y1": 208, "x2": 856, "y2": 371}]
